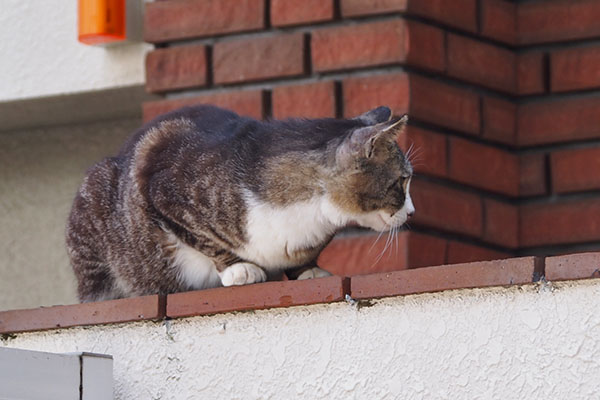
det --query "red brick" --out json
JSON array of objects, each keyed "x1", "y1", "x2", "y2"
[
  {"x1": 447, "y1": 34, "x2": 515, "y2": 92},
  {"x1": 518, "y1": 97, "x2": 600, "y2": 146},
  {"x1": 551, "y1": 146, "x2": 600, "y2": 193},
  {"x1": 518, "y1": 0, "x2": 600, "y2": 45},
  {"x1": 318, "y1": 233, "x2": 408, "y2": 276},
  {"x1": 517, "y1": 52, "x2": 545, "y2": 95},
  {"x1": 341, "y1": 0, "x2": 407, "y2": 17},
  {"x1": 519, "y1": 153, "x2": 547, "y2": 196},
  {"x1": 0, "y1": 295, "x2": 165, "y2": 334},
  {"x1": 144, "y1": 0, "x2": 264, "y2": 43},
  {"x1": 345, "y1": 75, "x2": 478, "y2": 132},
  {"x1": 312, "y1": 20, "x2": 444, "y2": 73},
  {"x1": 145, "y1": 45, "x2": 207, "y2": 93},
  {"x1": 407, "y1": 232, "x2": 447, "y2": 268},
  {"x1": 404, "y1": 20, "x2": 446, "y2": 72},
  {"x1": 407, "y1": 0, "x2": 478, "y2": 32},
  {"x1": 166, "y1": 276, "x2": 348, "y2": 318},
  {"x1": 351, "y1": 257, "x2": 536, "y2": 299},
  {"x1": 142, "y1": 90, "x2": 264, "y2": 123},
  {"x1": 272, "y1": 81, "x2": 336, "y2": 119},
  {"x1": 484, "y1": 199, "x2": 519, "y2": 248},
  {"x1": 546, "y1": 252, "x2": 600, "y2": 281},
  {"x1": 401, "y1": 126, "x2": 447, "y2": 178},
  {"x1": 312, "y1": 20, "x2": 407, "y2": 73},
  {"x1": 483, "y1": 97, "x2": 516, "y2": 145},
  {"x1": 409, "y1": 75, "x2": 480, "y2": 135},
  {"x1": 271, "y1": 0, "x2": 334, "y2": 27},
  {"x1": 480, "y1": 0, "x2": 516, "y2": 44},
  {"x1": 520, "y1": 199, "x2": 600, "y2": 246},
  {"x1": 411, "y1": 179, "x2": 483, "y2": 237},
  {"x1": 214, "y1": 33, "x2": 305, "y2": 84},
  {"x1": 343, "y1": 73, "x2": 410, "y2": 118},
  {"x1": 551, "y1": 46, "x2": 600, "y2": 92},
  {"x1": 446, "y1": 241, "x2": 512, "y2": 264},
  {"x1": 448, "y1": 137, "x2": 519, "y2": 196}
]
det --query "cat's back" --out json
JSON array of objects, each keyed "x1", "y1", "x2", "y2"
[
  {"x1": 67, "y1": 156, "x2": 121, "y2": 256},
  {"x1": 120, "y1": 105, "x2": 251, "y2": 159}
]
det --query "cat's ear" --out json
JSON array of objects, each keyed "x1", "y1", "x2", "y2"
[
  {"x1": 354, "y1": 106, "x2": 392, "y2": 125},
  {"x1": 337, "y1": 114, "x2": 408, "y2": 167}
]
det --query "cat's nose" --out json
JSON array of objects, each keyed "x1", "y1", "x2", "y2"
[{"x1": 407, "y1": 210, "x2": 415, "y2": 219}]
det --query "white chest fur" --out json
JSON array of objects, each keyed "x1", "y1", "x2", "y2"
[
  {"x1": 237, "y1": 192, "x2": 348, "y2": 270},
  {"x1": 167, "y1": 232, "x2": 222, "y2": 290}
]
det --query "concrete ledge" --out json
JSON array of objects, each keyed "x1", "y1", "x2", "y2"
[{"x1": 0, "y1": 85, "x2": 156, "y2": 132}]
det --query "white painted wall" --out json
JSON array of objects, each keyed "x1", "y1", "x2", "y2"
[
  {"x1": 0, "y1": 0, "x2": 149, "y2": 102},
  {"x1": 0, "y1": 1, "x2": 150, "y2": 309},
  {"x1": 0, "y1": 118, "x2": 140, "y2": 310},
  {"x1": 3, "y1": 280, "x2": 600, "y2": 399}
]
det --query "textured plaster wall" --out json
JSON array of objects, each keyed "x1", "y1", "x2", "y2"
[
  {"x1": 0, "y1": 118, "x2": 140, "y2": 310},
  {"x1": 0, "y1": 0, "x2": 149, "y2": 102},
  {"x1": 3, "y1": 280, "x2": 600, "y2": 399}
]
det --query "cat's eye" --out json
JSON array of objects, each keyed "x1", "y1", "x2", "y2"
[
  {"x1": 387, "y1": 177, "x2": 403, "y2": 190},
  {"x1": 402, "y1": 177, "x2": 410, "y2": 191}
]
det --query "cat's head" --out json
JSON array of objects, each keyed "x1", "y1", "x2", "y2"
[{"x1": 329, "y1": 106, "x2": 415, "y2": 232}]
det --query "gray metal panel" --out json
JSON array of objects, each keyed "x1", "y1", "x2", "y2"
[
  {"x1": 81, "y1": 353, "x2": 114, "y2": 400},
  {"x1": 0, "y1": 347, "x2": 80, "y2": 400},
  {"x1": 0, "y1": 348, "x2": 114, "y2": 400}
]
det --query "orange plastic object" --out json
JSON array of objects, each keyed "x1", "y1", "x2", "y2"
[{"x1": 78, "y1": 0, "x2": 126, "y2": 45}]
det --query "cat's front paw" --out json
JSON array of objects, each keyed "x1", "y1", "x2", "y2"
[
  {"x1": 297, "y1": 267, "x2": 332, "y2": 280},
  {"x1": 220, "y1": 262, "x2": 267, "y2": 286}
]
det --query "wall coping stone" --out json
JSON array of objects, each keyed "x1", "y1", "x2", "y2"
[{"x1": 2, "y1": 252, "x2": 599, "y2": 335}]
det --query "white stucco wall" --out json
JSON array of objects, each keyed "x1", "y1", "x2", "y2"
[
  {"x1": 2, "y1": 280, "x2": 599, "y2": 399},
  {"x1": 0, "y1": 0, "x2": 149, "y2": 102}
]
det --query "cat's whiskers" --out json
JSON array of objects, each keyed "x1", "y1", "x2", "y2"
[
  {"x1": 394, "y1": 216, "x2": 402, "y2": 258},
  {"x1": 380, "y1": 214, "x2": 403, "y2": 265},
  {"x1": 406, "y1": 144, "x2": 423, "y2": 165},
  {"x1": 389, "y1": 224, "x2": 396, "y2": 259},
  {"x1": 408, "y1": 153, "x2": 423, "y2": 166},
  {"x1": 405, "y1": 142, "x2": 415, "y2": 160},
  {"x1": 372, "y1": 227, "x2": 394, "y2": 267},
  {"x1": 408, "y1": 162, "x2": 425, "y2": 169},
  {"x1": 409, "y1": 157, "x2": 424, "y2": 163},
  {"x1": 368, "y1": 227, "x2": 387, "y2": 254},
  {"x1": 408, "y1": 149, "x2": 423, "y2": 160},
  {"x1": 394, "y1": 224, "x2": 399, "y2": 257}
]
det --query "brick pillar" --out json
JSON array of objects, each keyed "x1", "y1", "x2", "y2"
[{"x1": 142, "y1": 0, "x2": 600, "y2": 276}]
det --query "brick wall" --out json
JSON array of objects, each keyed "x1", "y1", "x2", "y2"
[{"x1": 142, "y1": 0, "x2": 600, "y2": 276}]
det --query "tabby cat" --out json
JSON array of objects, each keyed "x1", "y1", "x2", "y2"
[{"x1": 66, "y1": 105, "x2": 414, "y2": 302}]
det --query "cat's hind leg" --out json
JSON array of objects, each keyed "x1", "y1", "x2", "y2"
[
  {"x1": 296, "y1": 267, "x2": 332, "y2": 280},
  {"x1": 69, "y1": 250, "x2": 119, "y2": 302},
  {"x1": 219, "y1": 262, "x2": 267, "y2": 286},
  {"x1": 285, "y1": 265, "x2": 332, "y2": 280}
]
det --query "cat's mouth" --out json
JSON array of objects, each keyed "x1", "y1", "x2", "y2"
[
  {"x1": 376, "y1": 210, "x2": 412, "y2": 232},
  {"x1": 351, "y1": 211, "x2": 395, "y2": 232},
  {"x1": 377, "y1": 213, "x2": 391, "y2": 230},
  {"x1": 349, "y1": 209, "x2": 411, "y2": 232}
]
